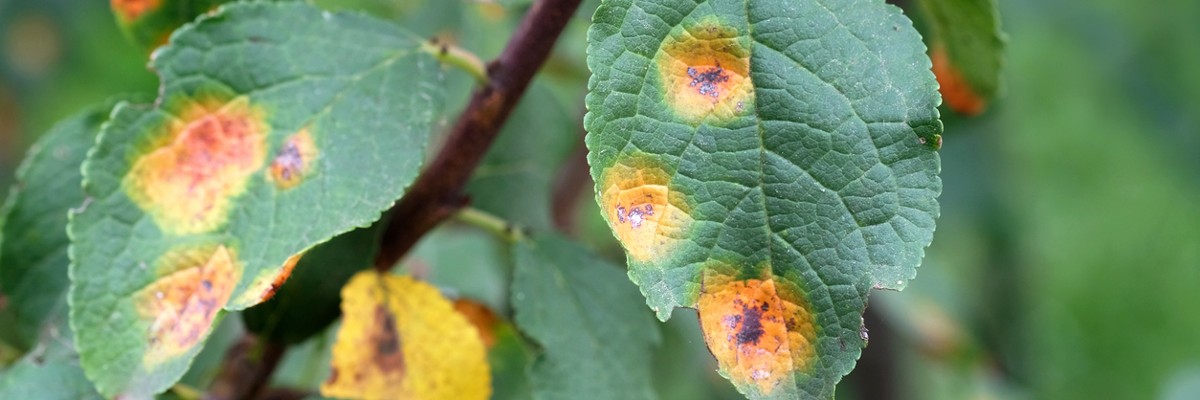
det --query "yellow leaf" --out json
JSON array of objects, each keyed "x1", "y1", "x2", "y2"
[{"x1": 322, "y1": 271, "x2": 491, "y2": 400}]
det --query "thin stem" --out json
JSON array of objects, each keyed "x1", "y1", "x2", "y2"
[
  {"x1": 455, "y1": 207, "x2": 525, "y2": 242},
  {"x1": 374, "y1": 0, "x2": 584, "y2": 271},
  {"x1": 421, "y1": 39, "x2": 490, "y2": 85}
]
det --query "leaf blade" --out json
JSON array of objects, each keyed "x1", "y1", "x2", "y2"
[
  {"x1": 68, "y1": 3, "x2": 443, "y2": 397},
  {"x1": 585, "y1": 0, "x2": 942, "y2": 397},
  {"x1": 511, "y1": 234, "x2": 660, "y2": 400}
]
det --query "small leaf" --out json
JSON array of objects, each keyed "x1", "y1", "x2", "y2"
[
  {"x1": 0, "y1": 102, "x2": 115, "y2": 349},
  {"x1": 511, "y1": 234, "x2": 660, "y2": 400},
  {"x1": 322, "y1": 271, "x2": 491, "y2": 400},
  {"x1": 68, "y1": 3, "x2": 443, "y2": 397},
  {"x1": 916, "y1": 0, "x2": 1006, "y2": 115},
  {"x1": 110, "y1": 0, "x2": 234, "y2": 52},
  {"x1": 586, "y1": 0, "x2": 942, "y2": 398},
  {"x1": 453, "y1": 299, "x2": 535, "y2": 400},
  {"x1": 242, "y1": 225, "x2": 382, "y2": 345}
]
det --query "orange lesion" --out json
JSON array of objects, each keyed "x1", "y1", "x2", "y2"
[
  {"x1": 124, "y1": 96, "x2": 269, "y2": 235},
  {"x1": 598, "y1": 156, "x2": 692, "y2": 262},
  {"x1": 269, "y1": 128, "x2": 319, "y2": 190},
  {"x1": 697, "y1": 270, "x2": 817, "y2": 395},
  {"x1": 657, "y1": 18, "x2": 754, "y2": 124},
  {"x1": 229, "y1": 252, "x2": 304, "y2": 308},
  {"x1": 135, "y1": 245, "x2": 242, "y2": 367},
  {"x1": 931, "y1": 44, "x2": 987, "y2": 116},
  {"x1": 111, "y1": 0, "x2": 161, "y2": 22}
]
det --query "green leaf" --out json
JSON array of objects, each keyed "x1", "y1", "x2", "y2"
[
  {"x1": 111, "y1": 0, "x2": 235, "y2": 52},
  {"x1": 585, "y1": 0, "x2": 942, "y2": 398},
  {"x1": 242, "y1": 225, "x2": 381, "y2": 345},
  {"x1": 68, "y1": 3, "x2": 442, "y2": 397},
  {"x1": 916, "y1": 0, "x2": 1005, "y2": 114},
  {"x1": 511, "y1": 234, "x2": 660, "y2": 400},
  {"x1": 0, "y1": 102, "x2": 115, "y2": 349},
  {"x1": 0, "y1": 357, "x2": 102, "y2": 400}
]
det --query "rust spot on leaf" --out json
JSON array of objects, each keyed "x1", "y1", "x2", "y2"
[
  {"x1": 124, "y1": 96, "x2": 268, "y2": 235},
  {"x1": 931, "y1": 45, "x2": 987, "y2": 116},
  {"x1": 269, "y1": 128, "x2": 318, "y2": 190},
  {"x1": 697, "y1": 271, "x2": 817, "y2": 395},
  {"x1": 230, "y1": 252, "x2": 303, "y2": 307},
  {"x1": 597, "y1": 155, "x2": 692, "y2": 262},
  {"x1": 111, "y1": 0, "x2": 160, "y2": 22},
  {"x1": 657, "y1": 18, "x2": 754, "y2": 124},
  {"x1": 135, "y1": 245, "x2": 242, "y2": 367}
]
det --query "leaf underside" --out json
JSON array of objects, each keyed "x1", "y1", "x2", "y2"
[
  {"x1": 585, "y1": 0, "x2": 942, "y2": 398},
  {"x1": 68, "y1": 3, "x2": 442, "y2": 397}
]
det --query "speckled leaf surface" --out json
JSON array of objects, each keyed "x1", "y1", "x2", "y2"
[
  {"x1": 0, "y1": 103, "x2": 112, "y2": 350},
  {"x1": 585, "y1": 0, "x2": 942, "y2": 398},
  {"x1": 511, "y1": 234, "x2": 660, "y2": 400},
  {"x1": 68, "y1": 3, "x2": 442, "y2": 397},
  {"x1": 917, "y1": 0, "x2": 1005, "y2": 115}
]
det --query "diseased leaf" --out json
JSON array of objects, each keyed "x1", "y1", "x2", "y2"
[
  {"x1": 916, "y1": 0, "x2": 1005, "y2": 115},
  {"x1": 68, "y1": 3, "x2": 443, "y2": 397},
  {"x1": 110, "y1": 0, "x2": 233, "y2": 52},
  {"x1": 322, "y1": 271, "x2": 491, "y2": 400},
  {"x1": 0, "y1": 102, "x2": 115, "y2": 349},
  {"x1": 585, "y1": 0, "x2": 942, "y2": 398},
  {"x1": 511, "y1": 234, "x2": 660, "y2": 400},
  {"x1": 243, "y1": 225, "x2": 382, "y2": 345}
]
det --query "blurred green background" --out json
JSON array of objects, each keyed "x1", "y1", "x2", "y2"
[{"x1": 0, "y1": 0, "x2": 1197, "y2": 399}]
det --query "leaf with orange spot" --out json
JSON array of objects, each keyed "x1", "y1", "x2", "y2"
[
  {"x1": 68, "y1": 3, "x2": 443, "y2": 397},
  {"x1": 512, "y1": 234, "x2": 659, "y2": 400},
  {"x1": 587, "y1": 0, "x2": 942, "y2": 398},
  {"x1": 110, "y1": 0, "x2": 233, "y2": 52},
  {"x1": 916, "y1": 0, "x2": 1006, "y2": 115},
  {"x1": 321, "y1": 271, "x2": 490, "y2": 400}
]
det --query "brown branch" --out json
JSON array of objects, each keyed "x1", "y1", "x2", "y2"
[{"x1": 374, "y1": 0, "x2": 584, "y2": 270}]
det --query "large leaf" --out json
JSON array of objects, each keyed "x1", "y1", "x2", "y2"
[
  {"x1": 916, "y1": 0, "x2": 1005, "y2": 115},
  {"x1": 0, "y1": 103, "x2": 113, "y2": 349},
  {"x1": 585, "y1": 0, "x2": 942, "y2": 398},
  {"x1": 68, "y1": 3, "x2": 442, "y2": 397},
  {"x1": 511, "y1": 234, "x2": 660, "y2": 400}
]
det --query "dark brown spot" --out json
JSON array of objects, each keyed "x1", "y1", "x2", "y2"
[
  {"x1": 371, "y1": 306, "x2": 406, "y2": 372},
  {"x1": 687, "y1": 64, "x2": 730, "y2": 98},
  {"x1": 736, "y1": 302, "x2": 766, "y2": 345}
]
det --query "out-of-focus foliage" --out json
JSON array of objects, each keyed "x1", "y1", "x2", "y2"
[{"x1": 1, "y1": 0, "x2": 1197, "y2": 399}]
